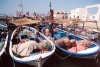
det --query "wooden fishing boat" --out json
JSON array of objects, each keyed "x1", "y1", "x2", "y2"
[
  {"x1": 42, "y1": 27, "x2": 99, "y2": 59},
  {"x1": 67, "y1": 26, "x2": 98, "y2": 40},
  {"x1": 9, "y1": 26, "x2": 55, "y2": 66},
  {"x1": 92, "y1": 29, "x2": 100, "y2": 36},
  {"x1": 0, "y1": 24, "x2": 8, "y2": 59}
]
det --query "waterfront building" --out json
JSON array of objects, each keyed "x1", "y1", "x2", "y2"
[
  {"x1": 84, "y1": 4, "x2": 100, "y2": 21},
  {"x1": 71, "y1": 4, "x2": 100, "y2": 22},
  {"x1": 54, "y1": 10, "x2": 69, "y2": 19},
  {"x1": 71, "y1": 8, "x2": 85, "y2": 19}
]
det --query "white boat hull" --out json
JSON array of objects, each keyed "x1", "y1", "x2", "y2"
[
  {"x1": 13, "y1": 56, "x2": 49, "y2": 66},
  {"x1": 0, "y1": 34, "x2": 8, "y2": 58},
  {"x1": 9, "y1": 26, "x2": 55, "y2": 67},
  {"x1": 55, "y1": 29, "x2": 99, "y2": 59}
]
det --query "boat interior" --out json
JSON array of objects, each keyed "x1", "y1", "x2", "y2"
[
  {"x1": 0, "y1": 26, "x2": 7, "y2": 51},
  {"x1": 11, "y1": 27, "x2": 52, "y2": 57},
  {"x1": 52, "y1": 29, "x2": 97, "y2": 53}
]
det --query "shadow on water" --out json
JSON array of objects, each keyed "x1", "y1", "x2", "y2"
[
  {"x1": 0, "y1": 24, "x2": 100, "y2": 67},
  {"x1": 43, "y1": 49, "x2": 97, "y2": 67},
  {"x1": 0, "y1": 49, "x2": 98, "y2": 67}
]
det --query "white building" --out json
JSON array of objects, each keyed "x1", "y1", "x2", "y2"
[
  {"x1": 71, "y1": 4, "x2": 100, "y2": 21},
  {"x1": 54, "y1": 10, "x2": 68, "y2": 19},
  {"x1": 84, "y1": 4, "x2": 100, "y2": 21},
  {"x1": 71, "y1": 8, "x2": 85, "y2": 19}
]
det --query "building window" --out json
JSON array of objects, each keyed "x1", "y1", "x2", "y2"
[
  {"x1": 77, "y1": 16, "x2": 79, "y2": 18},
  {"x1": 93, "y1": 16, "x2": 95, "y2": 18},
  {"x1": 57, "y1": 12, "x2": 60, "y2": 14}
]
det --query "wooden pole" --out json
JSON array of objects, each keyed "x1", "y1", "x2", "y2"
[
  {"x1": 49, "y1": 2, "x2": 54, "y2": 23},
  {"x1": 83, "y1": 22, "x2": 85, "y2": 30},
  {"x1": 21, "y1": 0, "x2": 23, "y2": 16},
  {"x1": 95, "y1": 21, "x2": 98, "y2": 31}
]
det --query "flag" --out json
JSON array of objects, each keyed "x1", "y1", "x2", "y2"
[{"x1": 18, "y1": 3, "x2": 22, "y2": 7}]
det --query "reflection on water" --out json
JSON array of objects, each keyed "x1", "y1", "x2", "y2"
[{"x1": 43, "y1": 54, "x2": 97, "y2": 67}]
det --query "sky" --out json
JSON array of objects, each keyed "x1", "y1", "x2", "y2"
[{"x1": 0, "y1": 0, "x2": 100, "y2": 16}]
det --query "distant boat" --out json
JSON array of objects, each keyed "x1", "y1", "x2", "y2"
[
  {"x1": 92, "y1": 29, "x2": 100, "y2": 36},
  {"x1": 67, "y1": 25, "x2": 98, "y2": 40},
  {"x1": 75, "y1": 20, "x2": 99, "y2": 40},
  {"x1": 0, "y1": 24, "x2": 8, "y2": 59},
  {"x1": 42, "y1": 27, "x2": 99, "y2": 59},
  {"x1": 9, "y1": 26, "x2": 55, "y2": 66},
  {"x1": 0, "y1": 14, "x2": 8, "y2": 21}
]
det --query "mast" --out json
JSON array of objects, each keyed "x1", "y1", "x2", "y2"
[
  {"x1": 49, "y1": 2, "x2": 54, "y2": 23},
  {"x1": 21, "y1": 0, "x2": 23, "y2": 16}
]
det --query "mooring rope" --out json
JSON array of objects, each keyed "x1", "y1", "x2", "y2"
[
  {"x1": 54, "y1": 52, "x2": 73, "y2": 60},
  {"x1": 94, "y1": 52, "x2": 100, "y2": 67},
  {"x1": 12, "y1": 57, "x2": 15, "y2": 67}
]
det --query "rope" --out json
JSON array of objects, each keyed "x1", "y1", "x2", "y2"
[
  {"x1": 12, "y1": 58, "x2": 16, "y2": 67},
  {"x1": 94, "y1": 54, "x2": 100, "y2": 67},
  {"x1": 95, "y1": 52, "x2": 100, "y2": 64},
  {"x1": 54, "y1": 52, "x2": 73, "y2": 60}
]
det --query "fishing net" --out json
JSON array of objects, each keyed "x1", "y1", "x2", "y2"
[{"x1": 78, "y1": 39, "x2": 91, "y2": 48}]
